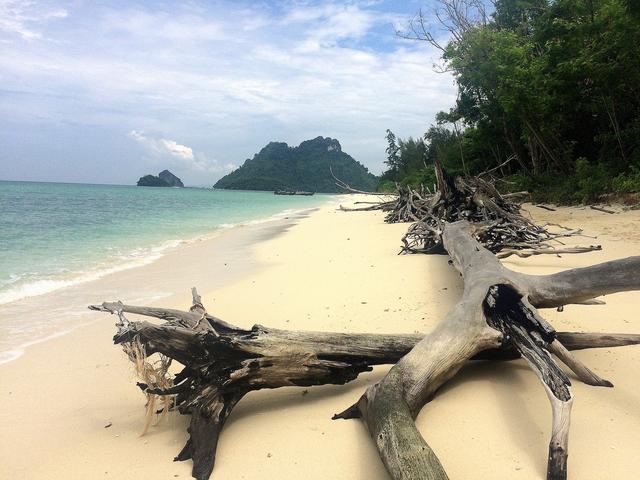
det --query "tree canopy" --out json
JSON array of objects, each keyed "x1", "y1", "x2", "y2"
[{"x1": 381, "y1": 0, "x2": 640, "y2": 202}]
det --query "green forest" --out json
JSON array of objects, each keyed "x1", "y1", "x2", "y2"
[{"x1": 380, "y1": 0, "x2": 640, "y2": 203}]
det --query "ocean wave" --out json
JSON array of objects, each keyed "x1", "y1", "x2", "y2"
[
  {"x1": 0, "y1": 238, "x2": 184, "y2": 306},
  {"x1": 0, "y1": 319, "x2": 101, "y2": 365},
  {"x1": 0, "y1": 204, "x2": 323, "y2": 306}
]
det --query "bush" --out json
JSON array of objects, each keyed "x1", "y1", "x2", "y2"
[
  {"x1": 377, "y1": 167, "x2": 438, "y2": 192},
  {"x1": 400, "y1": 167, "x2": 437, "y2": 190},
  {"x1": 376, "y1": 179, "x2": 396, "y2": 192},
  {"x1": 506, "y1": 158, "x2": 620, "y2": 204},
  {"x1": 612, "y1": 167, "x2": 640, "y2": 193}
]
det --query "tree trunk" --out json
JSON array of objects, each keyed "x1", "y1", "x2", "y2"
[
  {"x1": 336, "y1": 220, "x2": 640, "y2": 480},
  {"x1": 91, "y1": 170, "x2": 640, "y2": 480},
  {"x1": 91, "y1": 277, "x2": 640, "y2": 480}
]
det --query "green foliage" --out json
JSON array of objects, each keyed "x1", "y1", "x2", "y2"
[
  {"x1": 507, "y1": 159, "x2": 640, "y2": 204},
  {"x1": 612, "y1": 167, "x2": 640, "y2": 194},
  {"x1": 377, "y1": 179, "x2": 397, "y2": 193},
  {"x1": 137, "y1": 174, "x2": 170, "y2": 187},
  {"x1": 399, "y1": 167, "x2": 437, "y2": 190},
  {"x1": 214, "y1": 137, "x2": 378, "y2": 193},
  {"x1": 380, "y1": 131, "x2": 428, "y2": 184},
  {"x1": 387, "y1": 0, "x2": 640, "y2": 202},
  {"x1": 574, "y1": 158, "x2": 610, "y2": 202},
  {"x1": 384, "y1": 129, "x2": 401, "y2": 173},
  {"x1": 378, "y1": 168, "x2": 436, "y2": 191}
]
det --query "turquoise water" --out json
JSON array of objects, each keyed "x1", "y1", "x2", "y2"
[{"x1": 0, "y1": 181, "x2": 328, "y2": 304}]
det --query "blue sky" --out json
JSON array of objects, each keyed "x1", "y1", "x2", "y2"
[{"x1": 0, "y1": 0, "x2": 456, "y2": 186}]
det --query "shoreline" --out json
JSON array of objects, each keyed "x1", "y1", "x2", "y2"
[
  {"x1": 0, "y1": 203, "x2": 327, "y2": 365},
  {"x1": 0, "y1": 203, "x2": 328, "y2": 307},
  {"x1": 2, "y1": 199, "x2": 640, "y2": 479}
]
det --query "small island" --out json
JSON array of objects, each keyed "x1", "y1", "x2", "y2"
[{"x1": 137, "y1": 169, "x2": 184, "y2": 187}]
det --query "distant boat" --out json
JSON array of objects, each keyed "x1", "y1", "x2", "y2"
[{"x1": 274, "y1": 190, "x2": 315, "y2": 196}]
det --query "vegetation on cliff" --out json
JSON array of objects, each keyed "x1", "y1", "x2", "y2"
[
  {"x1": 214, "y1": 137, "x2": 377, "y2": 193},
  {"x1": 137, "y1": 170, "x2": 184, "y2": 187}
]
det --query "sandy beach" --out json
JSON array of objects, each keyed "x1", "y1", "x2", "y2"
[{"x1": 2, "y1": 198, "x2": 640, "y2": 480}]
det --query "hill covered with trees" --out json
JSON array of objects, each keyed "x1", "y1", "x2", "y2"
[
  {"x1": 380, "y1": 0, "x2": 640, "y2": 203},
  {"x1": 137, "y1": 170, "x2": 184, "y2": 187},
  {"x1": 214, "y1": 137, "x2": 378, "y2": 193}
]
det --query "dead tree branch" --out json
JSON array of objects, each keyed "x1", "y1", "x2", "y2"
[
  {"x1": 330, "y1": 166, "x2": 394, "y2": 195},
  {"x1": 93, "y1": 162, "x2": 640, "y2": 480},
  {"x1": 91, "y1": 284, "x2": 639, "y2": 480},
  {"x1": 336, "y1": 220, "x2": 639, "y2": 480}
]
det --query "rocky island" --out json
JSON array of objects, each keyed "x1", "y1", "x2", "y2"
[
  {"x1": 137, "y1": 169, "x2": 184, "y2": 187},
  {"x1": 213, "y1": 136, "x2": 377, "y2": 193}
]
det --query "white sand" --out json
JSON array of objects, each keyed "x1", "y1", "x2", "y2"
[{"x1": 1, "y1": 198, "x2": 639, "y2": 479}]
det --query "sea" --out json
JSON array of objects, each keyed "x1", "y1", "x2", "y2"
[{"x1": 0, "y1": 181, "x2": 330, "y2": 362}]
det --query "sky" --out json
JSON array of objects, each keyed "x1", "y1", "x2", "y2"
[{"x1": 0, "y1": 0, "x2": 456, "y2": 186}]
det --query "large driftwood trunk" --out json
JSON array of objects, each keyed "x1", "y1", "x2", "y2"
[
  {"x1": 92, "y1": 262, "x2": 640, "y2": 480},
  {"x1": 91, "y1": 293, "x2": 422, "y2": 480},
  {"x1": 335, "y1": 220, "x2": 640, "y2": 480}
]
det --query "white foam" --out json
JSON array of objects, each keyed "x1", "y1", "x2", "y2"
[
  {"x1": 0, "y1": 200, "x2": 336, "y2": 365},
  {"x1": 0, "y1": 202, "x2": 328, "y2": 307},
  {"x1": 0, "y1": 318, "x2": 100, "y2": 366},
  {"x1": 0, "y1": 238, "x2": 184, "y2": 306},
  {"x1": 0, "y1": 290, "x2": 174, "y2": 365},
  {"x1": 0, "y1": 349, "x2": 24, "y2": 365}
]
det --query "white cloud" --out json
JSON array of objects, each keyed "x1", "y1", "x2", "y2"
[
  {"x1": 129, "y1": 130, "x2": 192, "y2": 158},
  {"x1": 0, "y1": 0, "x2": 67, "y2": 40},
  {"x1": 160, "y1": 138, "x2": 193, "y2": 160},
  {"x1": 102, "y1": 10, "x2": 224, "y2": 43},
  {"x1": 128, "y1": 130, "x2": 234, "y2": 174},
  {"x1": 0, "y1": 1, "x2": 457, "y2": 184}
]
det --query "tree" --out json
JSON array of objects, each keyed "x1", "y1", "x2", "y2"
[
  {"x1": 382, "y1": 0, "x2": 640, "y2": 200},
  {"x1": 384, "y1": 129, "x2": 401, "y2": 174}
]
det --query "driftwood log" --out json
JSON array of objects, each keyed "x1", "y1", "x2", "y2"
[
  {"x1": 330, "y1": 165, "x2": 639, "y2": 479},
  {"x1": 90, "y1": 291, "x2": 418, "y2": 480},
  {"x1": 334, "y1": 221, "x2": 640, "y2": 480},
  {"x1": 91, "y1": 266, "x2": 640, "y2": 480},
  {"x1": 337, "y1": 161, "x2": 601, "y2": 260}
]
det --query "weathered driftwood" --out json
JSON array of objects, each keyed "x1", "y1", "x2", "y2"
[
  {"x1": 90, "y1": 281, "x2": 640, "y2": 480},
  {"x1": 342, "y1": 159, "x2": 598, "y2": 259},
  {"x1": 392, "y1": 161, "x2": 603, "y2": 258},
  {"x1": 339, "y1": 200, "x2": 397, "y2": 212},
  {"x1": 590, "y1": 205, "x2": 616, "y2": 214},
  {"x1": 90, "y1": 290, "x2": 420, "y2": 480},
  {"x1": 334, "y1": 220, "x2": 640, "y2": 480},
  {"x1": 328, "y1": 163, "x2": 639, "y2": 480}
]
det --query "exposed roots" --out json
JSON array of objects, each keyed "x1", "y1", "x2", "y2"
[
  {"x1": 122, "y1": 338, "x2": 175, "y2": 435},
  {"x1": 117, "y1": 309, "x2": 175, "y2": 435},
  {"x1": 92, "y1": 280, "x2": 640, "y2": 480},
  {"x1": 394, "y1": 162, "x2": 601, "y2": 256}
]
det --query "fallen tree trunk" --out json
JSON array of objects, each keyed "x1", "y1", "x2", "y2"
[
  {"x1": 335, "y1": 220, "x2": 640, "y2": 480},
  {"x1": 90, "y1": 292, "x2": 420, "y2": 480},
  {"x1": 91, "y1": 281, "x2": 640, "y2": 479}
]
